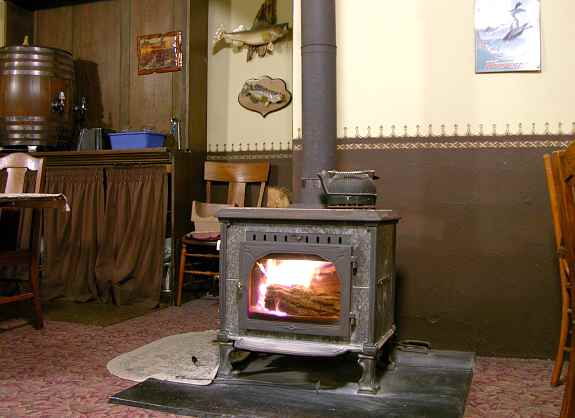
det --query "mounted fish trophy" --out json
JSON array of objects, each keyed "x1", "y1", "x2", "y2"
[
  {"x1": 213, "y1": 0, "x2": 290, "y2": 61},
  {"x1": 238, "y1": 76, "x2": 292, "y2": 117}
]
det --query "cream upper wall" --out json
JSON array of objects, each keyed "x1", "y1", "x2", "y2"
[
  {"x1": 207, "y1": 0, "x2": 293, "y2": 151},
  {"x1": 293, "y1": 0, "x2": 575, "y2": 138}
]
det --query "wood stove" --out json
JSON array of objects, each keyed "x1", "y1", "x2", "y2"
[
  {"x1": 217, "y1": 207, "x2": 399, "y2": 393},
  {"x1": 214, "y1": 0, "x2": 399, "y2": 396}
]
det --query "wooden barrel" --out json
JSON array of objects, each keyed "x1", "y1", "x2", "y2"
[{"x1": 0, "y1": 46, "x2": 75, "y2": 148}]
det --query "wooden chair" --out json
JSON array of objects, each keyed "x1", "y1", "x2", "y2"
[
  {"x1": 176, "y1": 161, "x2": 270, "y2": 306},
  {"x1": 0, "y1": 153, "x2": 45, "y2": 329},
  {"x1": 553, "y1": 143, "x2": 575, "y2": 418},
  {"x1": 544, "y1": 153, "x2": 572, "y2": 386}
]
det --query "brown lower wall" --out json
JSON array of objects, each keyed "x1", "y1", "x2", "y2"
[{"x1": 209, "y1": 134, "x2": 569, "y2": 358}]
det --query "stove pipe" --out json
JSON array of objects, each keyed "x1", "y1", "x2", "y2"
[{"x1": 300, "y1": 0, "x2": 337, "y2": 206}]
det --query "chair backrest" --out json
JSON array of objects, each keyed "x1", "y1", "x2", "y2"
[
  {"x1": 0, "y1": 153, "x2": 45, "y2": 250},
  {"x1": 204, "y1": 161, "x2": 270, "y2": 207},
  {"x1": 557, "y1": 144, "x2": 575, "y2": 266},
  {"x1": 555, "y1": 144, "x2": 575, "y2": 418},
  {"x1": 0, "y1": 152, "x2": 44, "y2": 194},
  {"x1": 544, "y1": 153, "x2": 566, "y2": 254},
  {"x1": 545, "y1": 151, "x2": 573, "y2": 329}
]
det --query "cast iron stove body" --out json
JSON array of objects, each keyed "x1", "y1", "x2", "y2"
[{"x1": 217, "y1": 207, "x2": 400, "y2": 394}]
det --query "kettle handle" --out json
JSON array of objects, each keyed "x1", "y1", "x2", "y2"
[{"x1": 317, "y1": 170, "x2": 330, "y2": 194}]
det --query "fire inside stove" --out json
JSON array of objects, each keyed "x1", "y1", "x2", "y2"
[{"x1": 248, "y1": 254, "x2": 341, "y2": 323}]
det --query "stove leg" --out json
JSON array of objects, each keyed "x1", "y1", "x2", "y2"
[
  {"x1": 218, "y1": 341, "x2": 235, "y2": 377},
  {"x1": 357, "y1": 353, "x2": 380, "y2": 394}
]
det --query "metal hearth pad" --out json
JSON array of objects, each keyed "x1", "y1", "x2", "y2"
[{"x1": 109, "y1": 348, "x2": 474, "y2": 418}]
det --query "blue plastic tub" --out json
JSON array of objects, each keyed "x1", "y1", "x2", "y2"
[{"x1": 109, "y1": 131, "x2": 165, "y2": 149}]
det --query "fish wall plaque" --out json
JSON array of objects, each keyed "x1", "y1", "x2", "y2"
[
  {"x1": 213, "y1": 0, "x2": 290, "y2": 61},
  {"x1": 238, "y1": 76, "x2": 292, "y2": 117}
]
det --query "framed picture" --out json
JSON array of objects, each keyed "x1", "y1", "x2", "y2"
[
  {"x1": 137, "y1": 31, "x2": 183, "y2": 75},
  {"x1": 475, "y1": 0, "x2": 541, "y2": 73}
]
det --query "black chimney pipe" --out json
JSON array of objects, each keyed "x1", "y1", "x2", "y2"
[{"x1": 300, "y1": 0, "x2": 337, "y2": 206}]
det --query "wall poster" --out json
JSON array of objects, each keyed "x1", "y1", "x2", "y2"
[
  {"x1": 137, "y1": 31, "x2": 183, "y2": 75},
  {"x1": 475, "y1": 0, "x2": 541, "y2": 73}
]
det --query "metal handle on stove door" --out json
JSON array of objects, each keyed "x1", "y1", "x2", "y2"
[
  {"x1": 349, "y1": 312, "x2": 357, "y2": 329},
  {"x1": 236, "y1": 281, "x2": 244, "y2": 297}
]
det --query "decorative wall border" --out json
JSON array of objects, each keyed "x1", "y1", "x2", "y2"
[
  {"x1": 207, "y1": 123, "x2": 574, "y2": 152},
  {"x1": 208, "y1": 135, "x2": 571, "y2": 156},
  {"x1": 295, "y1": 122, "x2": 575, "y2": 139},
  {"x1": 207, "y1": 142, "x2": 293, "y2": 153},
  {"x1": 293, "y1": 138, "x2": 570, "y2": 152},
  {"x1": 207, "y1": 152, "x2": 293, "y2": 161}
]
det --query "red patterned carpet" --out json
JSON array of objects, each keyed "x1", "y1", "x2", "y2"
[
  {"x1": 465, "y1": 357, "x2": 563, "y2": 418},
  {"x1": 0, "y1": 299, "x2": 564, "y2": 417}
]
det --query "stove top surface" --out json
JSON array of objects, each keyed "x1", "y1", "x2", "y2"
[{"x1": 217, "y1": 206, "x2": 400, "y2": 222}]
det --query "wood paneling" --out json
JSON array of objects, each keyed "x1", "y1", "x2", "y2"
[
  {"x1": 10, "y1": 1, "x2": 98, "y2": 10},
  {"x1": 6, "y1": 1, "x2": 34, "y2": 46},
  {"x1": 172, "y1": 0, "x2": 188, "y2": 149},
  {"x1": 72, "y1": 1, "x2": 121, "y2": 129},
  {"x1": 128, "y1": 0, "x2": 173, "y2": 133},
  {"x1": 187, "y1": 0, "x2": 208, "y2": 152},
  {"x1": 34, "y1": 6, "x2": 73, "y2": 51},
  {"x1": 119, "y1": 0, "x2": 131, "y2": 130},
  {"x1": 32, "y1": 0, "x2": 208, "y2": 150}
]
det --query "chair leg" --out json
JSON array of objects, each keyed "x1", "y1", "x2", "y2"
[
  {"x1": 560, "y1": 336, "x2": 575, "y2": 417},
  {"x1": 29, "y1": 257, "x2": 43, "y2": 330},
  {"x1": 176, "y1": 243, "x2": 187, "y2": 307},
  {"x1": 552, "y1": 304, "x2": 570, "y2": 385},
  {"x1": 553, "y1": 267, "x2": 572, "y2": 386}
]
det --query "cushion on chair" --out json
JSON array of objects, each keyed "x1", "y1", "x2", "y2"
[
  {"x1": 186, "y1": 201, "x2": 232, "y2": 241},
  {"x1": 185, "y1": 231, "x2": 220, "y2": 241}
]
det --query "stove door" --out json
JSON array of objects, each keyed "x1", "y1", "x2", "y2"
[{"x1": 239, "y1": 241, "x2": 352, "y2": 338}]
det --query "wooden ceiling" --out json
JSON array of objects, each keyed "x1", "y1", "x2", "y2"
[{"x1": 9, "y1": 0, "x2": 101, "y2": 11}]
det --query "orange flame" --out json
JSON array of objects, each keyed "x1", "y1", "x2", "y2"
[{"x1": 252, "y1": 258, "x2": 333, "y2": 317}]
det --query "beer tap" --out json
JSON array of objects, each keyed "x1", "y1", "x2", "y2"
[
  {"x1": 51, "y1": 91, "x2": 66, "y2": 114},
  {"x1": 73, "y1": 96, "x2": 88, "y2": 120},
  {"x1": 170, "y1": 117, "x2": 182, "y2": 150}
]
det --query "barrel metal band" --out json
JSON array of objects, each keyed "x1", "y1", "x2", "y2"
[{"x1": 0, "y1": 69, "x2": 74, "y2": 79}]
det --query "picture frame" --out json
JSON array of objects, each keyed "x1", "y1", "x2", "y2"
[
  {"x1": 475, "y1": 0, "x2": 541, "y2": 73},
  {"x1": 137, "y1": 31, "x2": 183, "y2": 75}
]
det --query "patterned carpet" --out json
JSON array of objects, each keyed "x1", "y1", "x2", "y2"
[
  {"x1": 0, "y1": 298, "x2": 565, "y2": 417},
  {"x1": 465, "y1": 357, "x2": 563, "y2": 418}
]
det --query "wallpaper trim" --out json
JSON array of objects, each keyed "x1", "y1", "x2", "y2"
[
  {"x1": 208, "y1": 135, "x2": 571, "y2": 156},
  {"x1": 295, "y1": 122, "x2": 575, "y2": 139},
  {"x1": 207, "y1": 152, "x2": 293, "y2": 160}
]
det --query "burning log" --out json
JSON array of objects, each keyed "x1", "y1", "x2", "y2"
[{"x1": 264, "y1": 284, "x2": 340, "y2": 318}]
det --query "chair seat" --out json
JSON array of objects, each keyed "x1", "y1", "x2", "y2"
[
  {"x1": 183, "y1": 231, "x2": 220, "y2": 242},
  {"x1": 0, "y1": 292, "x2": 34, "y2": 305}
]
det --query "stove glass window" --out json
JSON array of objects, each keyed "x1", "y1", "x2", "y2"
[{"x1": 248, "y1": 254, "x2": 341, "y2": 323}]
